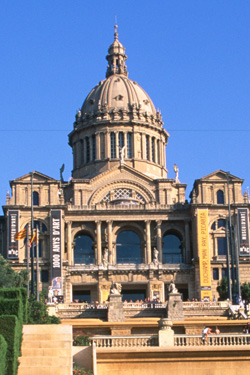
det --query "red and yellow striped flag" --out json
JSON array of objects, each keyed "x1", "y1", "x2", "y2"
[
  {"x1": 14, "y1": 228, "x2": 27, "y2": 241},
  {"x1": 29, "y1": 229, "x2": 39, "y2": 247}
]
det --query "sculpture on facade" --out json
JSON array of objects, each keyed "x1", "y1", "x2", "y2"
[
  {"x1": 173, "y1": 164, "x2": 180, "y2": 183},
  {"x1": 168, "y1": 280, "x2": 178, "y2": 294},
  {"x1": 60, "y1": 163, "x2": 65, "y2": 183},
  {"x1": 102, "y1": 248, "x2": 109, "y2": 267},
  {"x1": 153, "y1": 247, "x2": 159, "y2": 265},
  {"x1": 110, "y1": 283, "x2": 122, "y2": 295},
  {"x1": 120, "y1": 145, "x2": 126, "y2": 164}
]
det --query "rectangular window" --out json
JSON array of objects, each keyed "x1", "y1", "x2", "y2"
[
  {"x1": 80, "y1": 140, "x2": 84, "y2": 164},
  {"x1": 213, "y1": 268, "x2": 219, "y2": 280},
  {"x1": 41, "y1": 270, "x2": 49, "y2": 283},
  {"x1": 152, "y1": 137, "x2": 155, "y2": 162},
  {"x1": 119, "y1": 132, "x2": 124, "y2": 148},
  {"x1": 217, "y1": 237, "x2": 227, "y2": 256},
  {"x1": 110, "y1": 132, "x2": 116, "y2": 159},
  {"x1": 92, "y1": 135, "x2": 96, "y2": 160},
  {"x1": 85, "y1": 137, "x2": 90, "y2": 163},
  {"x1": 100, "y1": 133, "x2": 105, "y2": 159},
  {"x1": 127, "y1": 132, "x2": 132, "y2": 158}
]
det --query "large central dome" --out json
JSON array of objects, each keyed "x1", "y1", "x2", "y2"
[
  {"x1": 81, "y1": 74, "x2": 157, "y2": 120},
  {"x1": 77, "y1": 25, "x2": 159, "y2": 125},
  {"x1": 69, "y1": 26, "x2": 169, "y2": 180}
]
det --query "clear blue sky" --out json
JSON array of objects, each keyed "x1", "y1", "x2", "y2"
[{"x1": 1, "y1": 1, "x2": 250, "y2": 210}]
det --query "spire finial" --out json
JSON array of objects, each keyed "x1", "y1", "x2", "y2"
[{"x1": 114, "y1": 24, "x2": 118, "y2": 41}]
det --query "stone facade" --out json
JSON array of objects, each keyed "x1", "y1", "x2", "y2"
[{"x1": 2, "y1": 26, "x2": 250, "y2": 304}]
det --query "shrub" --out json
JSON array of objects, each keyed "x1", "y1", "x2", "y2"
[
  {"x1": 73, "y1": 329, "x2": 91, "y2": 346},
  {"x1": 27, "y1": 297, "x2": 60, "y2": 324},
  {"x1": 0, "y1": 334, "x2": 7, "y2": 375},
  {"x1": 0, "y1": 287, "x2": 27, "y2": 323},
  {"x1": 0, "y1": 315, "x2": 22, "y2": 375},
  {"x1": 73, "y1": 366, "x2": 93, "y2": 375}
]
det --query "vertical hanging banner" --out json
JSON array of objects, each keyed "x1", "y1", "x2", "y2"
[
  {"x1": 50, "y1": 210, "x2": 63, "y2": 295},
  {"x1": 237, "y1": 208, "x2": 250, "y2": 256},
  {"x1": 7, "y1": 210, "x2": 19, "y2": 259},
  {"x1": 197, "y1": 209, "x2": 212, "y2": 300}
]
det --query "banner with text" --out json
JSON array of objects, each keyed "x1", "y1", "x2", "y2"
[
  {"x1": 7, "y1": 210, "x2": 19, "y2": 259},
  {"x1": 197, "y1": 209, "x2": 212, "y2": 300},
  {"x1": 237, "y1": 208, "x2": 250, "y2": 256},
  {"x1": 50, "y1": 210, "x2": 62, "y2": 295}
]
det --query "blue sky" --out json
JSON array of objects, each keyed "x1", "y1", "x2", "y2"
[{"x1": 1, "y1": 1, "x2": 250, "y2": 210}]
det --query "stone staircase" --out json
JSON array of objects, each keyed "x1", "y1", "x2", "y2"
[{"x1": 18, "y1": 324, "x2": 72, "y2": 375}]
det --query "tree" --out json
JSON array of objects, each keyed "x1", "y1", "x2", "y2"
[
  {"x1": 0, "y1": 255, "x2": 28, "y2": 288},
  {"x1": 217, "y1": 277, "x2": 228, "y2": 300},
  {"x1": 241, "y1": 282, "x2": 250, "y2": 301}
]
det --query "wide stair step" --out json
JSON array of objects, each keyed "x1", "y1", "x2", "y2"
[{"x1": 18, "y1": 324, "x2": 72, "y2": 375}]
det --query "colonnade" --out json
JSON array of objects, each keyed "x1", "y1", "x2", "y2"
[{"x1": 72, "y1": 130, "x2": 166, "y2": 169}]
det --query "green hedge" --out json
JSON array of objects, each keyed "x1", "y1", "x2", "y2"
[
  {"x1": 0, "y1": 315, "x2": 21, "y2": 375},
  {"x1": 0, "y1": 334, "x2": 7, "y2": 375},
  {"x1": 0, "y1": 298, "x2": 23, "y2": 327},
  {"x1": 0, "y1": 288, "x2": 27, "y2": 323}
]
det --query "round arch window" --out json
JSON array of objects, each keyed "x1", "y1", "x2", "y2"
[
  {"x1": 162, "y1": 233, "x2": 183, "y2": 264},
  {"x1": 74, "y1": 234, "x2": 94, "y2": 264},
  {"x1": 116, "y1": 230, "x2": 142, "y2": 264}
]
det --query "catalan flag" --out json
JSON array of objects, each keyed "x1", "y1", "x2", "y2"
[
  {"x1": 14, "y1": 228, "x2": 27, "y2": 241},
  {"x1": 29, "y1": 228, "x2": 39, "y2": 247}
]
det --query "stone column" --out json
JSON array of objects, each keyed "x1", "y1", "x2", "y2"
[
  {"x1": 141, "y1": 133, "x2": 146, "y2": 159},
  {"x1": 185, "y1": 221, "x2": 191, "y2": 263},
  {"x1": 158, "y1": 318, "x2": 174, "y2": 347},
  {"x1": 89, "y1": 136, "x2": 93, "y2": 162},
  {"x1": 156, "y1": 220, "x2": 162, "y2": 262},
  {"x1": 67, "y1": 221, "x2": 72, "y2": 265},
  {"x1": 162, "y1": 141, "x2": 166, "y2": 167},
  {"x1": 104, "y1": 131, "x2": 109, "y2": 159},
  {"x1": 124, "y1": 132, "x2": 127, "y2": 159},
  {"x1": 96, "y1": 221, "x2": 102, "y2": 265},
  {"x1": 107, "y1": 220, "x2": 113, "y2": 264},
  {"x1": 146, "y1": 220, "x2": 152, "y2": 264},
  {"x1": 96, "y1": 132, "x2": 100, "y2": 160},
  {"x1": 148, "y1": 136, "x2": 152, "y2": 161}
]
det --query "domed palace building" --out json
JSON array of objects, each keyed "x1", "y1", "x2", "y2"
[{"x1": 2, "y1": 26, "x2": 250, "y2": 304}]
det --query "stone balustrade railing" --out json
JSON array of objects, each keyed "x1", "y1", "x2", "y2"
[
  {"x1": 90, "y1": 335, "x2": 158, "y2": 348},
  {"x1": 175, "y1": 334, "x2": 250, "y2": 347},
  {"x1": 183, "y1": 301, "x2": 228, "y2": 309},
  {"x1": 89, "y1": 334, "x2": 250, "y2": 349},
  {"x1": 68, "y1": 203, "x2": 189, "y2": 211}
]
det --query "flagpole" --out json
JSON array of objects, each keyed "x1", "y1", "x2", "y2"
[
  {"x1": 31, "y1": 172, "x2": 35, "y2": 296},
  {"x1": 36, "y1": 225, "x2": 40, "y2": 302},
  {"x1": 26, "y1": 224, "x2": 29, "y2": 297}
]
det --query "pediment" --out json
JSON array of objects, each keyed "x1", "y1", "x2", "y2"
[
  {"x1": 10, "y1": 171, "x2": 58, "y2": 184},
  {"x1": 199, "y1": 170, "x2": 243, "y2": 183},
  {"x1": 90, "y1": 164, "x2": 154, "y2": 184},
  {"x1": 86, "y1": 166, "x2": 156, "y2": 205}
]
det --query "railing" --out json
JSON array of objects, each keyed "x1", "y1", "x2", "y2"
[
  {"x1": 124, "y1": 302, "x2": 166, "y2": 309},
  {"x1": 183, "y1": 301, "x2": 225, "y2": 308},
  {"x1": 68, "y1": 203, "x2": 189, "y2": 211},
  {"x1": 57, "y1": 303, "x2": 108, "y2": 310},
  {"x1": 175, "y1": 334, "x2": 250, "y2": 347},
  {"x1": 90, "y1": 335, "x2": 158, "y2": 348}
]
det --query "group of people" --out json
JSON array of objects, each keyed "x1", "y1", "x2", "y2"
[{"x1": 202, "y1": 326, "x2": 221, "y2": 344}]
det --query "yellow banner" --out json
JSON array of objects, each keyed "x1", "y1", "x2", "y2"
[{"x1": 197, "y1": 209, "x2": 212, "y2": 300}]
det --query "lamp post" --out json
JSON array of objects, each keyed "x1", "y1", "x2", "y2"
[{"x1": 226, "y1": 172, "x2": 237, "y2": 304}]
